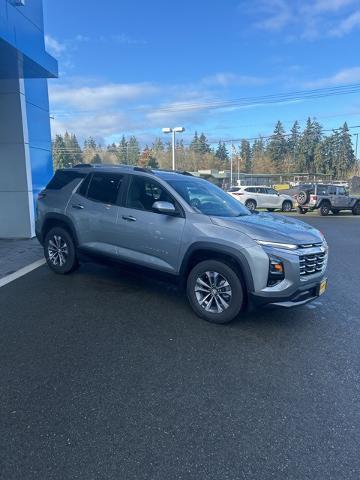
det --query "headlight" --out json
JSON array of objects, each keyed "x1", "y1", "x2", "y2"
[{"x1": 256, "y1": 240, "x2": 298, "y2": 250}]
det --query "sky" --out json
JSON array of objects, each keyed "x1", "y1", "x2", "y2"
[{"x1": 43, "y1": 0, "x2": 360, "y2": 149}]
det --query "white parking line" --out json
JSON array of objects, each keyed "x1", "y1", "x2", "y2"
[{"x1": 0, "y1": 259, "x2": 46, "y2": 288}]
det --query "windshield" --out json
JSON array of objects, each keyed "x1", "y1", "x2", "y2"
[{"x1": 167, "y1": 179, "x2": 251, "y2": 217}]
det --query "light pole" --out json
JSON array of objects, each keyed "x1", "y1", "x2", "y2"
[{"x1": 162, "y1": 127, "x2": 185, "y2": 170}]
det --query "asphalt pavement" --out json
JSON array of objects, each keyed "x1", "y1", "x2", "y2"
[{"x1": 0, "y1": 216, "x2": 359, "y2": 479}]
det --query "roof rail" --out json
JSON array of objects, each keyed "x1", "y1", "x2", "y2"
[{"x1": 73, "y1": 163, "x2": 93, "y2": 168}]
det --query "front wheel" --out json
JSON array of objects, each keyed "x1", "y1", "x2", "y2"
[
  {"x1": 44, "y1": 227, "x2": 79, "y2": 274},
  {"x1": 187, "y1": 260, "x2": 244, "y2": 324},
  {"x1": 282, "y1": 200, "x2": 293, "y2": 212}
]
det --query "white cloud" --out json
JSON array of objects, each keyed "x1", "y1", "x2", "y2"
[
  {"x1": 241, "y1": 0, "x2": 360, "y2": 40},
  {"x1": 303, "y1": 67, "x2": 360, "y2": 88},
  {"x1": 45, "y1": 34, "x2": 67, "y2": 57},
  {"x1": 330, "y1": 10, "x2": 360, "y2": 36},
  {"x1": 202, "y1": 72, "x2": 267, "y2": 87},
  {"x1": 49, "y1": 82, "x2": 159, "y2": 110}
]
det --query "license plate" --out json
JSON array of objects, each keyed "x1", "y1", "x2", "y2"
[{"x1": 319, "y1": 279, "x2": 327, "y2": 296}]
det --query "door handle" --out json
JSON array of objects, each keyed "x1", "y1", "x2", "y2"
[
  {"x1": 122, "y1": 215, "x2": 136, "y2": 222},
  {"x1": 72, "y1": 204, "x2": 84, "y2": 209}
]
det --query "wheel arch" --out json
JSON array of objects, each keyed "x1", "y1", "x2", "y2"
[
  {"x1": 179, "y1": 243, "x2": 254, "y2": 296},
  {"x1": 40, "y1": 214, "x2": 79, "y2": 246}
]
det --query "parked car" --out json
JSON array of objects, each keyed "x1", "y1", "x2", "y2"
[
  {"x1": 295, "y1": 183, "x2": 360, "y2": 216},
  {"x1": 36, "y1": 165, "x2": 328, "y2": 324},
  {"x1": 228, "y1": 186, "x2": 294, "y2": 212}
]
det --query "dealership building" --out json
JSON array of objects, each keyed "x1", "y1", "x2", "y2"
[{"x1": 0, "y1": 0, "x2": 57, "y2": 238}]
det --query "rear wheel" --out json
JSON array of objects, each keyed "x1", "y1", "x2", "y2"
[
  {"x1": 352, "y1": 202, "x2": 360, "y2": 215},
  {"x1": 245, "y1": 199, "x2": 257, "y2": 212},
  {"x1": 44, "y1": 227, "x2": 79, "y2": 274},
  {"x1": 319, "y1": 202, "x2": 331, "y2": 216},
  {"x1": 187, "y1": 260, "x2": 244, "y2": 324},
  {"x1": 282, "y1": 200, "x2": 293, "y2": 212}
]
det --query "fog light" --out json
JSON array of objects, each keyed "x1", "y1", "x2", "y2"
[{"x1": 268, "y1": 257, "x2": 285, "y2": 286}]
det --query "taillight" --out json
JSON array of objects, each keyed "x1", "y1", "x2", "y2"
[
  {"x1": 310, "y1": 195, "x2": 317, "y2": 201},
  {"x1": 38, "y1": 190, "x2": 47, "y2": 200},
  {"x1": 233, "y1": 192, "x2": 244, "y2": 196}
]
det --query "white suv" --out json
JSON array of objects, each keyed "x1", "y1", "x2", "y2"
[{"x1": 228, "y1": 186, "x2": 294, "y2": 212}]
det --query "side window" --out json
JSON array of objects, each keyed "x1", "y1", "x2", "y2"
[
  {"x1": 86, "y1": 173, "x2": 123, "y2": 204},
  {"x1": 126, "y1": 176, "x2": 174, "y2": 212},
  {"x1": 337, "y1": 187, "x2": 346, "y2": 195},
  {"x1": 46, "y1": 170, "x2": 86, "y2": 190},
  {"x1": 78, "y1": 174, "x2": 91, "y2": 197}
]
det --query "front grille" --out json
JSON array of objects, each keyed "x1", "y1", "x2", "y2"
[{"x1": 299, "y1": 251, "x2": 327, "y2": 276}]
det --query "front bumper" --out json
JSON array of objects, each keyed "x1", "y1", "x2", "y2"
[
  {"x1": 250, "y1": 277, "x2": 327, "y2": 308},
  {"x1": 249, "y1": 242, "x2": 328, "y2": 309}
]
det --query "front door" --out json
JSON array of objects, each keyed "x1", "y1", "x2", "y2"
[{"x1": 116, "y1": 175, "x2": 186, "y2": 273}]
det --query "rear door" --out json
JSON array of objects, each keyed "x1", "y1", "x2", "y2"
[
  {"x1": 115, "y1": 174, "x2": 186, "y2": 273},
  {"x1": 66, "y1": 172, "x2": 126, "y2": 257}
]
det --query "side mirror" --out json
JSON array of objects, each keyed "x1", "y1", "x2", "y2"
[{"x1": 152, "y1": 201, "x2": 176, "y2": 214}]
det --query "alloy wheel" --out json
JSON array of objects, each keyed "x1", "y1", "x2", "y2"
[
  {"x1": 194, "y1": 271, "x2": 232, "y2": 313},
  {"x1": 48, "y1": 235, "x2": 69, "y2": 267}
]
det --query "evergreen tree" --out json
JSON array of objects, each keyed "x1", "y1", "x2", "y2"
[
  {"x1": 240, "y1": 139, "x2": 252, "y2": 173},
  {"x1": 190, "y1": 131, "x2": 201, "y2": 152},
  {"x1": 288, "y1": 121, "x2": 301, "y2": 171},
  {"x1": 68, "y1": 133, "x2": 82, "y2": 165},
  {"x1": 147, "y1": 156, "x2": 159, "y2": 169},
  {"x1": 84, "y1": 136, "x2": 97, "y2": 150},
  {"x1": 118, "y1": 135, "x2": 128, "y2": 164},
  {"x1": 152, "y1": 138, "x2": 165, "y2": 152},
  {"x1": 198, "y1": 133, "x2": 211, "y2": 154},
  {"x1": 91, "y1": 152, "x2": 102, "y2": 164},
  {"x1": 336, "y1": 122, "x2": 356, "y2": 178},
  {"x1": 297, "y1": 118, "x2": 322, "y2": 173},
  {"x1": 267, "y1": 121, "x2": 288, "y2": 172},
  {"x1": 215, "y1": 141, "x2": 229, "y2": 162},
  {"x1": 52, "y1": 134, "x2": 68, "y2": 169},
  {"x1": 127, "y1": 136, "x2": 140, "y2": 165}
]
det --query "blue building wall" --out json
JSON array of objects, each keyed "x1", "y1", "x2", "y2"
[{"x1": 0, "y1": 0, "x2": 58, "y2": 237}]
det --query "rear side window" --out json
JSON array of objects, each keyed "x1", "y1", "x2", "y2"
[
  {"x1": 46, "y1": 170, "x2": 86, "y2": 190},
  {"x1": 245, "y1": 187, "x2": 254, "y2": 192},
  {"x1": 87, "y1": 173, "x2": 124, "y2": 205}
]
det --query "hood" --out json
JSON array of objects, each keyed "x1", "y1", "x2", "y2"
[{"x1": 211, "y1": 212, "x2": 322, "y2": 245}]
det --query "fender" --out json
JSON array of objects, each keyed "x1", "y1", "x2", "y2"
[
  {"x1": 179, "y1": 241, "x2": 255, "y2": 293},
  {"x1": 38, "y1": 213, "x2": 79, "y2": 246}
]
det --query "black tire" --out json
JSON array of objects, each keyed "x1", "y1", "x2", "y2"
[
  {"x1": 44, "y1": 227, "x2": 79, "y2": 274},
  {"x1": 352, "y1": 202, "x2": 360, "y2": 215},
  {"x1": 319, "y1": 202, "x2": 331, "y2": 216},
  {"x1": 297, "y1": 207, "x2": 307, "y2": 214},
  {"x1": 186, "y1": 260, "x2": 244, "y2": 324},
  {"x1": 267, "y1": 208, "x2": 275, "y2": 212},
  {"x1": 297, "y1": 190, "x2": 310, "y2": 205},
  {"x1": 331, "y1": 209, "x2": 340, "y2": 215},
  {"x1": 245, "y1": 199, "x2": 257, "y2": 212},
  {"x1": 282, "y1": 200, "x2": 293, "y2": 212}
]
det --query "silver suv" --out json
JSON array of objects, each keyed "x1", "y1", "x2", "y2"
[{"x1": 36, "y1": 165, "x2": 328, "y2": 324}]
